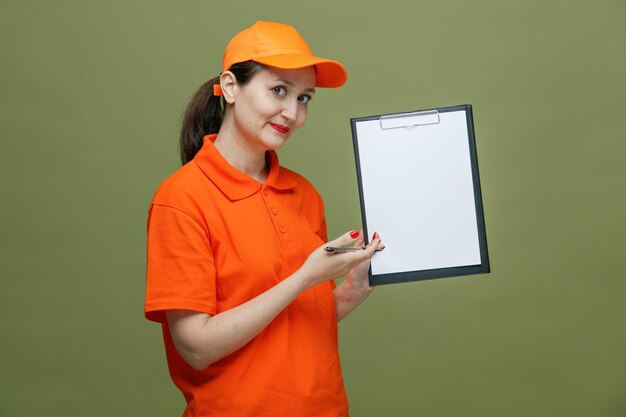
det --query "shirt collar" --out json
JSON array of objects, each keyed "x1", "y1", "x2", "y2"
[{"x1": 193, "y1": 134, "x2": 297, "y2": 201}]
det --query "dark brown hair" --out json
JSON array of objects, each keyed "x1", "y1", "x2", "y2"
[{"x1": 179, "y1": 61, "x2": 264, "y2": 165}]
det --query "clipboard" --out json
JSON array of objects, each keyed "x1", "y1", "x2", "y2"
[{"x1": 350, "y1": 104, "x2": 490, "y2": 286}]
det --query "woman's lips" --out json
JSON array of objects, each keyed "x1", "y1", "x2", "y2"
[{"x1": 269, "y1": 123, "x2": 290, "y2": 134}]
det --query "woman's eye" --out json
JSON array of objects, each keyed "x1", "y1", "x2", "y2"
[
  {"x1": 273, "y1": 86, "x2": 286, "y2": 96},
  {"x1": 298, "y1": 95, "x2": 311, "y2": 104}
]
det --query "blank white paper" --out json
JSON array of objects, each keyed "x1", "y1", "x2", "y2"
[{"x1": 355, "y1": 110, "x2": 482, "y2": 276}]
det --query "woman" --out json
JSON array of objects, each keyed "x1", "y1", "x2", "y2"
[{"x1": 145, "y1": 21, "x2": 383, "y2": 417}]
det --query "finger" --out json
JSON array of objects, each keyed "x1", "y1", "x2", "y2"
[
  {"x1": 327, "y1": 230, "x2": 360, "y2": 248},
  {"x1": 374, "y1": 233, "x2": 385, "y2": 250},
  {"x1": 363, "y1": 233, "x2": 382, "y2": 255},
  {"x1": 353, "y1": 229, "x2": 365, "y2": 247}
]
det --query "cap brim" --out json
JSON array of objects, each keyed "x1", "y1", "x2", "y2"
[{"x1": 254, "y1": 54, "x2": 347, "y2": 88}]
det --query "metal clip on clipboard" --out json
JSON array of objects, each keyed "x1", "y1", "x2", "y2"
[{"x1": 379, "y1": 110, "x2": 440, "y2": 130}]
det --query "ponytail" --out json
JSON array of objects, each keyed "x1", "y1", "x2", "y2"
[
  {"x1": 179, "y1": 77, "x2": 222, "y2": 165},
  {"x1": 178, "y1": 61, "x2": 264, "y2": 165}
]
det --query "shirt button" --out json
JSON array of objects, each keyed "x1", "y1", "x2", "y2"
[
  {"x1": 271, "y1": 208, "x2": 278, "y2": 215},
  {"x1": 279, "y1": 226, "x2": 287, "y2": 233}
]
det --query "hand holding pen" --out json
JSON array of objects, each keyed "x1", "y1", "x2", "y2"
[{"x1": 324, "y1": 231, "x2": 385, "y2": 254}]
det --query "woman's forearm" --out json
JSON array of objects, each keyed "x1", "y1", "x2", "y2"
[
  {"x1": 334, "y1": 274, "x2": 374, "y2": 322},
  {"x1": 167, "y1": 232, "x2": 379, "y2": 370},
  {"x1": 167, "y1": 271, "x2": 310, "y2": 371}
]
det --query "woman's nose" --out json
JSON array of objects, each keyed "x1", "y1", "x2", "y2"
[{"x1": 280, "y1": 100, "x2": 298, "y2": 121}]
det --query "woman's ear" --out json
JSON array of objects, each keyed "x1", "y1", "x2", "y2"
[{"x1": 220, "y1": 71, "x2": 237, "y2": 104}]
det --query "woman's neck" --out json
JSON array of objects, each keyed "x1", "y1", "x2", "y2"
[{"x1": 213, "y1": 126, "x2": 269, "y2": 183}]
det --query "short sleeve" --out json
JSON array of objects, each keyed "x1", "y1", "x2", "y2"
[
  {"x1": 313, "y1": 191, "x2": 328, "y2": 242},
  {"x1": 145, "y1": 204, "x2": 217, "y2": 323},
  {"x1": 312, "y1": 194, "x2": 335, "y2": 290}
]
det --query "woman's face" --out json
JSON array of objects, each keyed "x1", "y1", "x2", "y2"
[{"x1": 228, "y1": 66, "x2": 316, "y2": 152}]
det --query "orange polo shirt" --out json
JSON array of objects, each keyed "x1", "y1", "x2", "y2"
[{"x1": 145, "y1": 134, "x2": 348, "y2": 417}]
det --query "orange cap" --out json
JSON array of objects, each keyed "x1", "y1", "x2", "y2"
[{"x1": 221, "y1": 21, "x2": 347, "y2": 88}]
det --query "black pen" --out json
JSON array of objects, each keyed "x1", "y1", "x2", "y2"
[{"x1": 324, "y1": 246, "x2": 383, "y2": 253}]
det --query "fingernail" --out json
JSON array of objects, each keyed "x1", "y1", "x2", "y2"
[
  {"x1": 350, "y1": 230, "x2": 359, "y2": 239},
  {"x1": 372, "y1": 232, "x2": 378, "y2": 239}
]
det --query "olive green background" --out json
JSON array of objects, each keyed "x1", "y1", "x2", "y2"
[{"x1": 1, "y1": 0, "x2": 625, "y2": 416}]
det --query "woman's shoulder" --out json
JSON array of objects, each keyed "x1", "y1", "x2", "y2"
[
  {"x1": 150, "y1": 162, "x2": 208, "y2": 207},
  {"x1": 277, "y1": 165, "x2": 326, "y2": 213},
  {"x1": 278, "y1": 166, "x2": 322, "y2": 195}
]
